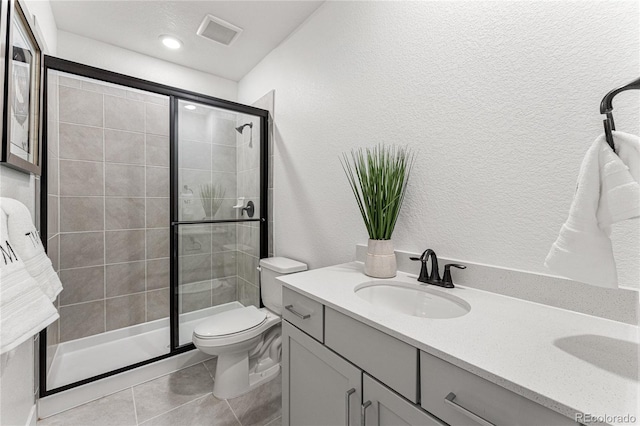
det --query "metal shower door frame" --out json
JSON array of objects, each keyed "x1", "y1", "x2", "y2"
[
  {"x1": 39, "y1": 56, "x2": 269, "y2": 397},
  {"x1": 170, "y1": 97, "x2": 269, "y2": 350}
]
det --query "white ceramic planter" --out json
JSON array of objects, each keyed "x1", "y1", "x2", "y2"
[{"x1": 364, "y1": 239, "x2": 397, "y2": 278}]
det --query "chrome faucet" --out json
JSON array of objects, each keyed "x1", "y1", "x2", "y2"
[{"x1": 410, "y1": 249, "x2": 466, "y2": 288}]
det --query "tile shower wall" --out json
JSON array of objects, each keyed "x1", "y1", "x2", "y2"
[
  {"x1": 178, "y1": 106, "x2": 264, "y2": 313},
  {"x1": 178, "y1": 224, "x2": 238, "y2": 313},
  {"x1": 178, "y1": 107, "x2": 242, "y2": 313},
  {"x1": 54, "y1": 73, "x2": 170, "y2": 342},
  {"x1": 236, "y1": 116, "x2": 261, "y2": 306},
  {"x1": 178, "y1": 108, "x2": 238, "y2": 221}
]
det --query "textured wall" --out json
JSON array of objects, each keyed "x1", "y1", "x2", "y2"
[
  {"x1": 238, "y1": 1, "x2": 640, "y2": 290},
  {"x1": 24, "y1": 0, "x2": 58, "y2": 54},
  {"x1": 57, "y1": 31, "x2": 238, "y2": 101}
]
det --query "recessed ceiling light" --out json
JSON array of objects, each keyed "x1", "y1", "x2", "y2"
[
  {"x1": 160, "y1": 35, "x2": 182, "y2": 49},
  {"x1": 184, "y1": 104, "x2": 196, "y2": 110}
]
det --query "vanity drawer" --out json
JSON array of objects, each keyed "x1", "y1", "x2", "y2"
[
  {"x1": 325, "y1": 307, "x2": 419, "y2": 403},
  {"x1": 420, "y1": 351, "x2": 576, "y2": 426},
  {"x1": 282, "y1": 287, "x2": 324, "y2": 342}
]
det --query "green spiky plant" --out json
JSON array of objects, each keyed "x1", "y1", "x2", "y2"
[
  {"x1": 341, "y1": 145, "x2": 415, "y2": 240},
  {"x1": 199, "y1": 183, "x2": 226, "y2": 219}
]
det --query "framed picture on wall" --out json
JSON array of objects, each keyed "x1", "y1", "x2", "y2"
[{"x1": 0, "y1": 0, "x2": 44, "y2": 175}]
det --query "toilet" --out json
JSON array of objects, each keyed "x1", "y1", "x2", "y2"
[{"x1": 192, "y1": 257, "x2": 307, "y2": 399}]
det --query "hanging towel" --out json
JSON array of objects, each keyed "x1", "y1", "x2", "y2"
[
  {"x1": 545, "y1": 131, "x2": 640, "y2": 288},
  {"x1": 0, "y1": 208, "x2": 58, "y2": 354},
  {"x1": 0, "y1": 198, "x2": 62, "y2": 301}
]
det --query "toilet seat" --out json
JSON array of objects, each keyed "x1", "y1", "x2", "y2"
[
  {"x1": 192, "y1": 307, "x2": 280, "y2": 352},
  {"x1": 194, "y1": 306, "x2": 267, "y2": 339}
]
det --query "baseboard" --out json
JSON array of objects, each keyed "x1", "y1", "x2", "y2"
[{"x1": 26, "y1": 405, "x2": 37, "y2": 426}]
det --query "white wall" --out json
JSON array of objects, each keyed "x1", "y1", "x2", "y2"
[
  {"x1": 0, "y1": 343, "x2": 37, "y2": 426},
  {"x1": 23, "y1": 0, "x2": 58, "y2": 54},
  {"x1": 0, "y1": 0, "x2": 59, "y2": 215},
  {"x1": 0, "y1": 2, "x2": 57, "y2": 424},
  {"x1": 238, "y1": 1, "x2": 640, "y2": 289},
  {"x1": 57, "y1": 31, "x2": 238, "y2": 101},
  {"x1": 0, "y1": 0, "x2": 58, "y2": 214}
]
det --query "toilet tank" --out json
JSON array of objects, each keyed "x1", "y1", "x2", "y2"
[{"x1": 260, "y1": 257, "x2": 307, "y2": 315}]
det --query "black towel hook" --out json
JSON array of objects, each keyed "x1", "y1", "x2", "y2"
[{"x1": 600, "y1": 76, "x2": 640, "y2": 152}]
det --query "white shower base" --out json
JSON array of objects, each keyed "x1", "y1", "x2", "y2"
[{"x1": 47, "y1": 302, "x2": 242, "y2": 390}]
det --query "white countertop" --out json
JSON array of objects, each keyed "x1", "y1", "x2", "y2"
[{"x1": 278, "y1": 262, "x2": 639, "y2": 425}]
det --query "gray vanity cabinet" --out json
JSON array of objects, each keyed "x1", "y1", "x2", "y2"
[
  {"x1": 282, "y1": 287, "x2": 577, "y2": 426},
  {"x1": 283, "y1": 320, "x2": 443, "y2": 426},
  {"x1": 282, "y1": 321, "x2": 362, "y2": 426},
  {"x1": 362, "y1": 374, "x2": 444, "y2": 426}
]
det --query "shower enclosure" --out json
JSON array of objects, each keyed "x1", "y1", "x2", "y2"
[{"x1": 40, "y1": 57, "x2": 268, "y2": 396}]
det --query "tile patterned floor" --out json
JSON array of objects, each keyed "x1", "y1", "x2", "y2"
[{"x1": 38, "y1": 359, "x2": 282, "y2": 426}]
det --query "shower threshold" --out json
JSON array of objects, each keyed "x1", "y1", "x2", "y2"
[{"x1": 47, "y1": 301, "x2": 242, "y2": 390}]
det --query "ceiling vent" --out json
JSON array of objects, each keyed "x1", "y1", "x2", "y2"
[{"x1": 197, "y1": 15, "x2": 243, "y2": 46}]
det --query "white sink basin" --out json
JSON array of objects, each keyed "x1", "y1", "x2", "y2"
[{"x1": 354, "y1": 280, "x2": 470, "y2": 319}]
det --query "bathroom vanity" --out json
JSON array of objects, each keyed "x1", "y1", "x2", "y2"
[{"x1": 278, "y1": 262, "x2": 638, "y2": 426}]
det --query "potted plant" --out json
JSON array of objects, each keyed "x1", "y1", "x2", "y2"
[
  {"x1": 199, "y1": 183, "x2": 226, "y2": 219},
  {"x1": 341, "y1": 144, "x2": 415, "y2": 278}
]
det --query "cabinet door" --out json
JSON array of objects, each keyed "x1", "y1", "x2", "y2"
[
  {"x1": 363, "y1": 374, "x2": 445, "y2": 426},
  {"x1": 283, "y1": 320, "x2": 362, "y2": 426}
]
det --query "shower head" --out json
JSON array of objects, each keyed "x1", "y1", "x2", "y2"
[{"x1": 235, "y1": 122, "x2": 253, "y2": 134}]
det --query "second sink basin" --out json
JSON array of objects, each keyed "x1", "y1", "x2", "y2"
[{"x1": 354, "y1": 280, "x2": 470, "y2": 319}]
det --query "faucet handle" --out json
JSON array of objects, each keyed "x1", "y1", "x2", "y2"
[
  {"x1": 442, "y1": 264, "x2": 466, "y2": 287},
  {"x1": 410, "y1": 249, "x2": 429, "y2": 262},
  {"x1": 445, "y1": 263, "x2": 466, "y2": 269},
  {"x1": 410, "y1": 255, "x2": 428, "y2": 283}
]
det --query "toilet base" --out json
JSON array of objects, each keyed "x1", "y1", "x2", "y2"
[
  {"x1": 213, "y1": 355, "x2": 280, "y2": 399},
  {"x1": 248, "y1": 363, "x2": 280, "y2": 390}
]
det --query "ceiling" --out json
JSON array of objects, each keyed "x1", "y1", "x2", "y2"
[{"x1": 50, "y1": 1, "x2": 324, "y2": 81}]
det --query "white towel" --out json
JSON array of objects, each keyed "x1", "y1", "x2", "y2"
[
  {"x1": 0, "y1": 198, "x2": 62, "y2": 301},
  {"x1": 545, "y1": 131, "x2": 640, "y2": 287},
  {"x1": 0, "y1": 209, "x2": 58, "y2": 354}
]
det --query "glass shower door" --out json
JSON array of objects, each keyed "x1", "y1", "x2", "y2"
[
  {"x1": 44, "y1": 69, "x2": 171, "y2": 389},
  {"x1": 175, "y1": 100, "x2": 265, "y2": 346},
  {"x1": 41, "y1": 57, "x2": 269, "y2": 397}
]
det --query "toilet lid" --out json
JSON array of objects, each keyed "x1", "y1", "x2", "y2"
[{"x1": 193, "y1": 306, "x2": 267, "y2": 338}]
